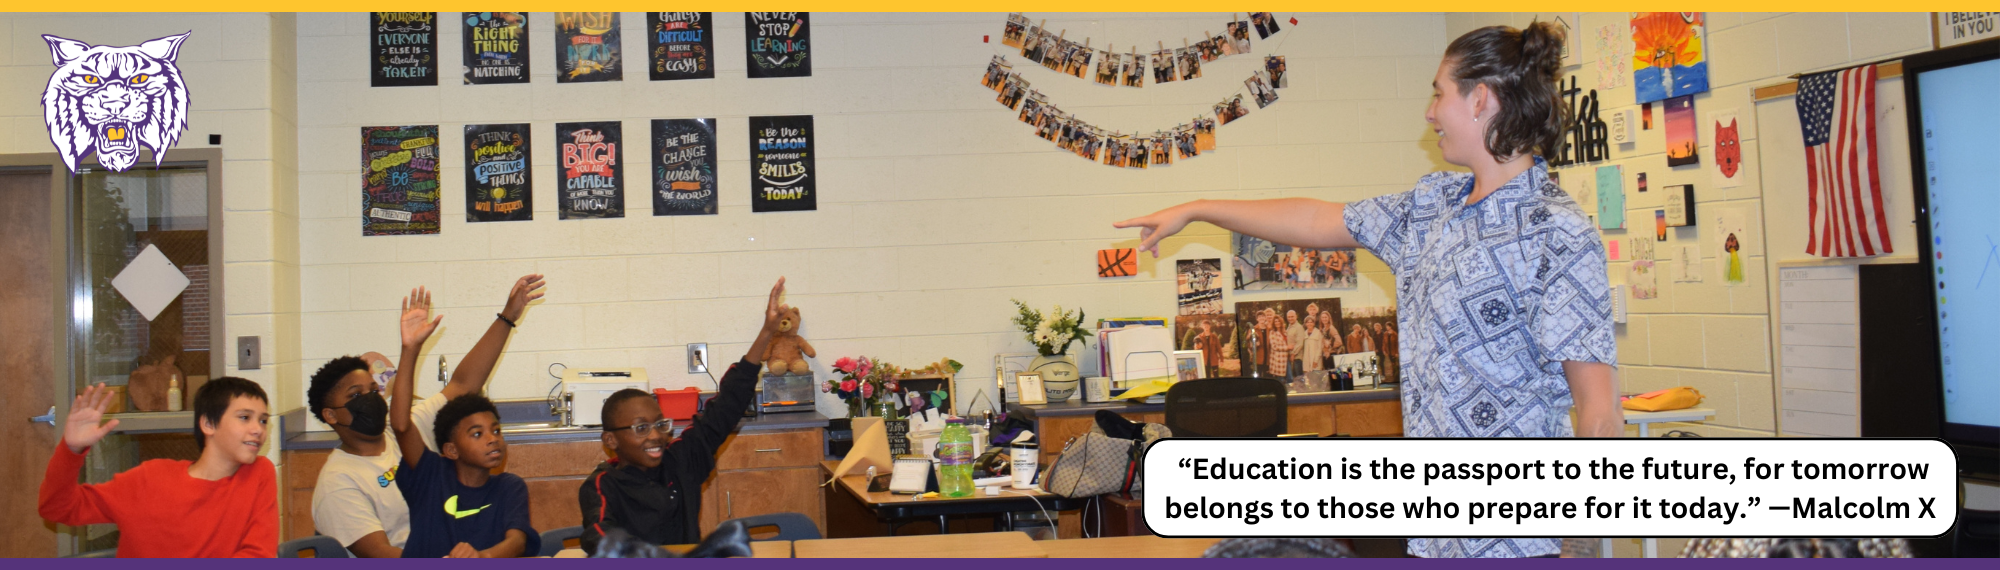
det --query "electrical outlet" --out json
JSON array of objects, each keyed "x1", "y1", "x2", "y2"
[
  {"x1": 688, "y1": 343, "x2": 709, "y2": 374},
  {"x1": 239, "y1": 336, "x2": 261, "y2": 370}
]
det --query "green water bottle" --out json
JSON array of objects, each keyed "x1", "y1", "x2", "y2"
[{"x1": 937, "y1": 419, "x2": 976, "y2": 497}]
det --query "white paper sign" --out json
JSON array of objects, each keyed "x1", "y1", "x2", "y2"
[{"x1": 110, "y1": 244, "x2": 191, "y2": 321}]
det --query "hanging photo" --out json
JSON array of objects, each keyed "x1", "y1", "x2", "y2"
[
  {"x1": 1226, "y1": 20, "x2": 1253, "y2": 54},
  {"x1": 1122, "y1": 52, "x2": 1145, "y2": 87},
  {"x1": 372, "y1": 12, "x2": 437, "y2": 87},
  {"x1": 1265, "y1": 56, "x2": 1287, "y2": 88},
  {"x1": 463, "y1": 123, "x2": 532, "y2": 223},
  {"x1": 1063, "y1": 44, "x2": 1092, "y2": 78},
  {"x1": 1233, "y1": 234, "x2": 1357, "y2": 290},
  {"x1": 462, "y1": 12, "x2": 528, "y2": 85},
  {"x1": 1664, "y1": 94, "x2": 1700, "y2": 167},
  {"x1": 555, "y1": 12, "x2": 622, "y2": 83},
  {"x1": 556, "y1": 121, "x2": 624, "y2": 219},
  {"x1": 1212, "y1": 32, "x2": 1236, "y2": 56},
  {"x1": 750, "y1": 115, "x2": 816, "y2": 212},
  {"x1": 1094, "y1": 51, "x2": 1120, "y2": 86},
  {"x1": 1001, "y1": 13, "x2": 1028, "y2": 48},
  {"x1": 1127, "y1": 137, "x2": 1150, "y2": 169},
  {"x1": 1175, "y1": 125, "x2": 1200, "y2": 159},
  {"x1": 1152, "y1": 49, "x2": 1176, "y2": 84},
  {"x1": 650, "y1": 119, "x2": 718, "y2": 216},
  {"x1": 1178, "y1": 47, "x2": 1202, "y2": 80},
  {"x1": 1194, "y1": 117, "x2": 1217, "y2": 151},
  {"x1": 1196, "y1": 39, "x2": 1219, "y2": 62},
  {"x1": 1246, "y1": 71, "x2": 1279, "y2": 109},
  {"x1": 982, "y1": 56, "x2": 1012, "y2": 91},
  {"x1": 1019, "y1": 23, "x2": 1045, "y2": 61},
  {"x1": 1151, "y1": 133, "x2": 1173, "y2": 166},
  {"x1": 997, "y1": 73, "x2": 1028, "y2": 109},
  {"x1": 361, "y1": 125, "x2": 440, "y2": 235},
  {"x1": 1038, "y1": 34, "x2": 1066, "y2": 70},
  {"x1": 1214, "y1": 94, "x2": 1250, "y2": 125},
  {"x1": 647, "y1": 12, "x2": 714, "y2": 81},
  {"x1": 746, "y1": 12, "x2": 811, "y2": 78},
  {"x1": 1017, "y1": 91, "x2": 1048, "y2": 126},
  {"x1": 1252, "y1": 12, "x2": 1281, "y2": 39},
  {"x1": 1631, "y1": 12, "x2": 1710, "y2": 104}
]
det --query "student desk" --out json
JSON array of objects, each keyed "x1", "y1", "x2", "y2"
[
  {"x1": 794, "y1": 531, "x2": 1046, "y2": 558},
  {"x1": 821, "y1": 460, "x2": 1087, "y2": 535},
  {"x1": 1034, "y1": 536, "x2": 1223, "y2": 558}
]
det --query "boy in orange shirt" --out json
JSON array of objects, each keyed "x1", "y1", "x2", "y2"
[{"x1": 39, "y1": 377, "x2": 278, "y2": 557}]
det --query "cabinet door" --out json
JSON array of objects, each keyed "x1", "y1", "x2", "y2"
[{"x1": 708, "y1": 467, "x2": 825, "y2": 536}]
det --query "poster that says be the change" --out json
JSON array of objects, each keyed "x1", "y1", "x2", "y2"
[{"x1": 651, "y1": 119, "x2": 718, "y2": 216}]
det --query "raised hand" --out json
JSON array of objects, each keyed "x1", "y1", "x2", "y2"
[
  {"x1": 761, "y1": 276, "x2": 788, "y2": 334},
  {"x1": 1112, "y1": 205, "x2": 1195, "y2": 257},
  {"x1": 64, "y1": 383, "x2": 122, "y2": 454},
  {"x1": 500, "y1": 274, "x2": 546, "y2": 323},
  {"x1": 399, "y1": 286, "x2": 444, "y2": 350}
]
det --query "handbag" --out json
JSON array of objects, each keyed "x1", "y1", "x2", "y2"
[
  {"x1": 1040, "y1": 411, "x2": 1170, "y2": 498},
  {"x1": 1622, "y1": 386, "x2": 1704, "y2": 412}
]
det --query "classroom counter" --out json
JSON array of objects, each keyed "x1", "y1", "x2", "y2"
[
  {"x1": 279, "y1": 398, "x2": 830, "y2": 450},
  {"x1": 1005, "y1": 385, "x2": 1401, "y2": 420}
]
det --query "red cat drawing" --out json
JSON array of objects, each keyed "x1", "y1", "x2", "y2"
[{"x1": 1715, "y1": 118, "x2": 1741, "y2": 179}]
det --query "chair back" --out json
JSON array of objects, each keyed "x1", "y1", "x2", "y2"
[
  {"x1": 540, "y1": 526, "x2": 585, "y2": 557},
  {"x1": 1164, "y1": 377, "x2": 1288, "y2": 437},
  {"x1": 725, "y1": 512, "x2": 822, "y2": 541},
  {"x1": 279, "y1": 535, "x2": 350, "y2": 558}
]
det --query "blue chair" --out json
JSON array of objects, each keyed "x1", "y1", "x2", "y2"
[
  {"x1": 725, "y1": 512, "x2": 822, "y2": 541},
  {"x1": 540, "y1": 526, "x2": 585, "y2": 557},
  {"x1": 279, "y1": 535, "x2": 350, "y2": 558}
]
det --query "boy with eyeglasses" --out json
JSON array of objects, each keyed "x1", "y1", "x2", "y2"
[{"x1": 579, "y1": 277, "x2": 790, "y2": 555}]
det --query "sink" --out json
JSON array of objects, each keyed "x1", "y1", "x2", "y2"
[{"x1": 500, "y1": 422, "x2": 594, "y2": 435}]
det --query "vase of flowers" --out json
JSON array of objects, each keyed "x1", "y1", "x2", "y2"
[
  {"x1": 1012, "y1": 300, "x2": 1089, "y2": 400},
  {"x1": 825, "y1": 356, "x2": 902, "y2": 419}
]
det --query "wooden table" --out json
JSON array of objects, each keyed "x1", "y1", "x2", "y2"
[
  {"x1": 558, "y1": 540, "x2": 792, "y2": 558},
  {"x1": 794, "y1": 531, "x2": 1046, "y2": 558},
  {"x1": 1035, "y1": 536, "x2": 1223, "y2": 558},
  {"x1": 820, "y1": 460, "x2": 1086, "y2": 534}
]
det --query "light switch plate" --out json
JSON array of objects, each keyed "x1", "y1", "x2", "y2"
[
  {"x1": 688, "y1": 343, "x2": 708, "y2": 374},
  {"x1": 239, "y1": 336, "x2": 261, "y2": 370}
]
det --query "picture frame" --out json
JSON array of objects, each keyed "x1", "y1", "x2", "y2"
[
  {"x1": 895, "y1": 372, "x2": 956, "y2": 416},
  {"x1": 1015, "y1": 372, "x2": 1047, "y2": 405},
  {"x1": 1172, "y1": 349, "x2": 1206, "y2": 383},
  {"x1": 995, "y1": 352, "x2": 1038, "y2": 403}
]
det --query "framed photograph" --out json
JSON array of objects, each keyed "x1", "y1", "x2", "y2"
[
  {"x1": 995, "y1": 352, "x2": 1037, "y2": 403},
  {"x1": 1015, "y1": 372, "x2": 1047, "y2": 405},
  {"x1": 895, "y1": 373, "x2": 956, "y2": 416},
  {"x1": 1172, "y1": 350, "x2": 1206, "y2": 383}
]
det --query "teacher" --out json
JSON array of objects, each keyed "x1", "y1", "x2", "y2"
[{"x1": 1115, "y1": 22, "x2": 1622, "y2": 558}]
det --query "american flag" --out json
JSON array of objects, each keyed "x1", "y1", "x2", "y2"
[{"x1": 1798, "y1": 65, "x2": 1892, "y2": 257}]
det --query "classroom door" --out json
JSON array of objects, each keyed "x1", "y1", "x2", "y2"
[{"x1": 0, "y1": 168, "x2": 60, "y2": 557}]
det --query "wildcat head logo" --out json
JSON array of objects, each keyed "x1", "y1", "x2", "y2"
[
  {"x1": 1715, "y1": 118, "x2": 1741, "y2": 179},
  {"x1": 40, "y1": 32, "x2": 191, "y2": 173}
]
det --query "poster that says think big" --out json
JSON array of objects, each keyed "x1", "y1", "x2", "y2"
[
  {"x1": 745, "y1": 12, "x2": 810, "y2": 78},
  {"x1": 464, "y1": 123, "x2": 532, "y2": 222},
  {"x1": 647, "y1": 12, "x2": 714, "y2": 81},
  {"x1": 362, "y1": 125, "x2": 441, "y2": 235},
  {"x1": 651, "y1": 119, "x2": 718, "y2": 216},
  {"x1": 372, "y1": 12, "x2": 437, "y2": 87},
  {"x1": 749, "y1": 115, "x2": 816, "y2": 212},
  {"x1": 557, "y1": 121, "x2": 624, "y2": 219}
]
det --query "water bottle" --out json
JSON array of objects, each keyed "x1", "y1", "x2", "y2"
[{"x1": 938, "y1": 419, "x2": 976, "y2": 497}]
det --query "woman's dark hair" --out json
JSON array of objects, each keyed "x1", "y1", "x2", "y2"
[
  {"x1": 1443, "y1": 21, "x2": 1571, "y2": 162},
  {"x1": 192, "y1": 376, "x2": 268, "y2": 451}
]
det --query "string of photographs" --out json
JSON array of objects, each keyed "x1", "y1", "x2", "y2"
[
  {"x1": 999, "y1": 12, "x2": 1286, "y2": 88},
  {"x1": 982, "y1": 54, "x2": 1288, "y2": 168}
]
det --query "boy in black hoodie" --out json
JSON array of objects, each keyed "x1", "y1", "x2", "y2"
[{"x1": 579, "y1": 277, "x2": 788, "y2": 554}]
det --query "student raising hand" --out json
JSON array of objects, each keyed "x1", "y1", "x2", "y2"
[
  {"x1": 64, "y1": 383, "x2": 123, "y2": 454},
  {"x1": 500, "y1": 274, "x2": 546, "y2": 323},
  {"x1": 400, "y1": 286, "x2": 443, "y2": 351}
]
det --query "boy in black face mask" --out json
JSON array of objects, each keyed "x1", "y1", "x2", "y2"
[{"x1": 306, "y1": 274, "x2": 545, "y2": 558}]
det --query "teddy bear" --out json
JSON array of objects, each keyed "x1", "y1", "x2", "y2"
[{"x1": 761, "y1": 306, "x2": 817, "y2": 375}]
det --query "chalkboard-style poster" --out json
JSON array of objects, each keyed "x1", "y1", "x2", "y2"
[
  {"x1": 362, "y1": 125, "x2": 441, "y2": 235},
  {"x1": 372, "y1": 12, "x2": 438, "y2": 87},
  {"x1": 462, "y1": 12, "x2": 529, "y2": 85},
  {"x1": 556, "y1": 12, "x2": 623, "y2": 83},
  {"x1": 647, "y1": 12, "x2": 714, "y2": 81},
  {"x1": 463, "y1": 123, "x2": 532, "y2": 222},
  {"x1": 749, "y1": 115, "x2": 816, "y2": 213},
  {"x1": 557, "y1": 121, "x2": 624, "y2": 219},
  {"x1": 745, "y1": 12, "x2": 810, "y2": 78},
  {"x1": 651, "y1": 119, "x2": 718, "y2": 216}
]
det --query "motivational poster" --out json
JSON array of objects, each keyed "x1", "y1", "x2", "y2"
[
  {"x1": 749, "y1": 115, "x2": 816, "y2": 212},
  {"x1": 557, "y1": 121, "x2": 624, "y2": 219},
  {"x1": 647, "y1": 12, "x2": 714, "y2": 81},
  {"x1": 371, "y1": 12, "x2": 437, "y2": 87},
  {"x1": 361, "y1": 125, "x2": 441, "y2": 235},
  {"x1": 462, "y1": 12, "x2": 529, "y2": 85},
  {"x1": 463, "y1": 123, "x2": 532, "y2": 223},
  {"x1": 556, "y1": 12, "x2": 622, "y2": 83},
  {"x1": 650, "y1": 119, "x2": 718, "y2": 216},
  {"x1": 745, "y1": 12, "x2": 811, "y2": 78}
]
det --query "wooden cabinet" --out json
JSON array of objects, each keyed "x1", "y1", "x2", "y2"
[
  {"x1": 1028, "y1": 399, "x2": 1402, "y2": 468},
  {"x1": 697, "y1": 427, "x2": 826, "y2": 538}
]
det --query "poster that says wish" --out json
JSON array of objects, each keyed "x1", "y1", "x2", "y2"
[
  {"x1": 745, "y1": 12, "x2": 810, "y2": 78},
  {"x1": 464, "y1": 123, "x2": 532, "y2": 222},
  {"x1": 361, "y1": 125, "x2": 441, "y2": 235},
  {"x1": 647, "y1": 12, "x2": 714, "y2": 81},
  {"x1": 462, "y1": 12, "x2": 529, "y2": 85},
  {"x1": 556, "y1": 12, "x2": 622, "y2": 83},
  {"x1": 557, "y1": 121, "x2": 625, "y2": 219},
  {"x1": 750, "y1": 115, "x2": 815, "y2": 212},
  {"x1": 651, "y1": 119, "x2": 718, "y2": 216},
  {"x1": 372, "y1": 12, "x2": 437, "y2": 87}
]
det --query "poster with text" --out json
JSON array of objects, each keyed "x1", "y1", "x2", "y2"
[
  {"x1": 372, "y1": 12, "x2": 437, "y2": 87},
  {"x1": 745, "y1": 12, "x2": 811, "y2": 78},
  {"x1": 362, "y1": 125, "x2": 441, "y2": 235},
  {"x1": 647, "y1": 12, "x2": 714, "y2": 81},
  {"x1": 557, "y1": 121, "x2": 624, "y2": 219},
  {"x1": 463, "y1": 123, "x2": 532, "y2": 222},
  {"x1": 750, "y1": 115, "x2": 816, "y2": 212},
  {"x1": 462, "y1": 12, "x2": 529, "y2": 84},
  {"x1": 651, "y1": 118, "x2": 718, "y2": 216},
  {"x1": 556, "y1": 12, "x2": 623, "y2": 83}
]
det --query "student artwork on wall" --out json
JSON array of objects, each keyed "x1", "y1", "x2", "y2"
[
  {"x1": 1674, "y1": 244, "x2": 1704, "y2": 283},
  {"x1": 1594, "y1": 24, "x2": 1630, "y2": 90},
  {"x1": 1097, "y1": 248, "x2": 1137, "y2": 277},
  {"x1": 1176, "y1": 259, "x2": 1223, "y2": 315},
  {"x1": 1628, "y1": 237, "x2": 1659, "y2": 299},
  {"x1": 462, "y1": 12, "x2": 528, "y2": 85},
  {"x1": 750, "y1": 115, "x2": 816, "y2": 212},
  {"x1": 557, "y1": 121, "x2": 624, "y2": 219},
  {"x1": 746, "y1": 12, "x2": 810, "y2": 78},
  {"x1": 1655, "y1": 209, "x2": 1668, "y2": 241},
  {"x1": 555, "y1": 12, "x2": 622, "y2": 83},
  {"x1": 1631, "y1": 12, "x2": 1709, "y2": 104},
  {"x1": 371, "y1": 12, "x2": 437, "y2": 87},
  {"x1": 361, "y1": 125, "x2": 440, "y2": 236},
  {"x1": 1596, "y1": 164, "x2": 1625, "y2": 230},
  {"x1": 1664, "y1": 94, "x2": 1700, "y2": 167},
  {"x1": 463, "y1": 123, "x2": 532, "y2": 222},
  {"x1": 1175, "y1": 313, "x2": 1238, "y2": 379},
  {"x1": 647, "y1": 12, "x2": 714, "y2": 81},
  {"x1": 1714, "y1": 208, "x2": 1750, "y2": 285},
  {"x1": 1638, "y1": 172, "x2": 1649, "y2": 193},
  {"x1": 650, "y1": 119, "x2": 717, "y2": 216},
  {"x1": 1664, "y1": 184, "x2": 1696, "y2": 227},
  {"x1": 1708, "y1": 108, "x2": 1745, "y2": 188},
  {"x1": 1233, "y1": 234, "x2": 1356, "y2": 291},
  {"x1": 1643, "y1": 102, "x2": 1654, "y2": 130}
]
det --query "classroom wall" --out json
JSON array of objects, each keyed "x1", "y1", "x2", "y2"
[{"x1": 290, "y1": 12, "x2": 1444, "y2": 423}]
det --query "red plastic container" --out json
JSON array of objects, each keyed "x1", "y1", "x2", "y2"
[{"x1": 654, "y1": 387, "x2": 701, "y2": 422}]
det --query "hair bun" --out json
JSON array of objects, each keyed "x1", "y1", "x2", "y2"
[{"x1": 1519, "y1": 21, "x2": 1565, "y2": 79}]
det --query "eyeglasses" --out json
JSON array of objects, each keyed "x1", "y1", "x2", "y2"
[{"x1": 607, "y1": 419, "x2": 675, "y2": 437}]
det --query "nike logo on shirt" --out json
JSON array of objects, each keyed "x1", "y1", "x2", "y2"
[{"x1": 444, "y1": 495, "x2": 491, "y2": 519}]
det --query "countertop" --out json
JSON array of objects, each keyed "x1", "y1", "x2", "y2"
[
  {"x1": 1006, "y1": 385, "x2": 1400, "y2": 420},
  {"x1": 281, "y1": 397, "x2": 830, "y2": 451}
]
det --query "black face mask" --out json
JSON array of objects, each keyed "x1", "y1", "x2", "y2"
[{"x1": 336, "y1": 391, "x2": 389, "y2": 437}]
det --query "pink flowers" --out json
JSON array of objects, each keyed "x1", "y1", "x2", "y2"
[
  {"x1": 860, "y1": 382, "x2": 874, "y2": 398},
  {"x1": 885, "y1": 380, "x2": 899, "y2": 393},
  {"x1": 840, "y1": 379, "x2": 858, "y2": 393},
  {"x1": 854, "y1": 358, "x2": 874, "y2": 378},
  {"x1": 833, "y1": 356, "x2": 858, "y2": 374}
]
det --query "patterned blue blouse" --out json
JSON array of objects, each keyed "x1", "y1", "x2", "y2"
[{"x1": 1344, "y1": 159, "x2": 1617, "y2": 558}]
